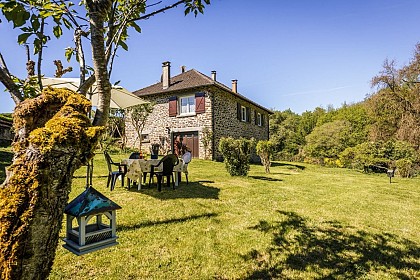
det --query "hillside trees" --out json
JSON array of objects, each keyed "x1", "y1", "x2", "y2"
[
  {"x1": 367, "y1": 47, "x2": 420, "y2": 150},
  {"x1": 0, "y1": 1, "x2": 209, "y2": 279}
]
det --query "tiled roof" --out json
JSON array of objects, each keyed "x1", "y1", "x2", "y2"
[{"x1": 133, "y1": 69, "x2": 272, "y2": 113}]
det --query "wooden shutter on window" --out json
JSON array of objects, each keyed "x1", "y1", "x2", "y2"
[
  {"x1": 246, "y1": 107, "x2": 251, "y2": 122},
  {"x1": 169, "y1": 96, "x2": 177, "y2": 117},
  {"x1": 237, "y1": 103, "x2": 241, "y2": 120},
  {"x1": 195, "y1": 92, "x2": 205, "y2": 113},
  {"x1": 261, "y1": 114, "x2": 265, "y2": 126},
  {"x1": 254, "y1": 111, "x2": 258, "y2": 125}
]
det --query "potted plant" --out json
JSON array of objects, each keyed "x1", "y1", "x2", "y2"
[{"x1": 151, "y1": 143, "x2": 160, "y2": 159}]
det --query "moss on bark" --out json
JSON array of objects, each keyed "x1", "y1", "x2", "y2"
[{"x1": 0, "y1": 87, "x2": 103, "y2": 280}]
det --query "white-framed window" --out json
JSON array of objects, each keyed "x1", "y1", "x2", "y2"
[
  {"x1": 179, "y1": 95, "x2": 195, "y2": 115},
  {"x1": 241, "y1": 106, "x2": 247, "y2": 122},
  {"x1": 257, "y1": 113, "x2": 262, "y2": 126},
  {"x1": 141, "y1": 134, "x2": 150, "y2": 143}
]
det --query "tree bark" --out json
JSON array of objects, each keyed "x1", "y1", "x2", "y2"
[
  {"x1": 87, "y1": 0, "x2": 112, "y2": 127},
  {"x1": 0, "y1": 88, "x2": 103, "y2": 280}
]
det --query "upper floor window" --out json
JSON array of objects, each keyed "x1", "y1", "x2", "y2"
[
  {"x1": 180, "y1": 95, "x2": 195, "y2": 115},
  {"x1": 257, "y1": 113, "x2": 262, "y2": 126},
  {"x1": 241, "y1": 106, "x2": 247, "y2": 122}
]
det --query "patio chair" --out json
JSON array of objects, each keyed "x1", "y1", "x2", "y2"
[
  {"x1": 182, "y1": 151, "x2": 192, "y2": 184},
  {"x1": 150, "y1": 154, "x2": 179, "y2": 191},
  {"x1": 104, "y1": 151, "x2": 127, "y2": 191},
  {"x1": 129, "y1": 152, "x2": 141, "y2": 159}
]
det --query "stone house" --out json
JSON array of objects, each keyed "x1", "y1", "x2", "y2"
[
  {"x1": 0, "y1": 117, "x2": 13, "y2": 147},
  {"x1": 127, "y1": 62, "x2": 272, "y2": 160}
]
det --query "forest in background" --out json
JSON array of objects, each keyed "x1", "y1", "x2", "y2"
[{"x1": 269, "y1": 44, "x2": 420, "y2": 177}]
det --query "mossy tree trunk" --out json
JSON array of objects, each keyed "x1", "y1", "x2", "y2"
[{"x1": 0, "y1": 88, "x2": 103, "y2": 280}]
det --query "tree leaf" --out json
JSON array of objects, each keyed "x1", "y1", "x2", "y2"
[
  {"x1": 53, "y1": 25, "x2": 62, "y2": 38},
  {"x1": 118, "y1": 40, "x2": 128, "y2": 51},
  {"x1": 31, "y1": 15, "x2": 40, "y2": 31},
  {"x1": 17, "y1": 33, "x2": 32, "y2": 45},
  {"x1": 130, "y1": 22, "x2": 141, "y2": 33},
  {"x1": 65, "y1": 47, "x2": 74, "y2": 62},
  {"x1": 62, "y1": 17, "x2": 72, "y2": 29}
]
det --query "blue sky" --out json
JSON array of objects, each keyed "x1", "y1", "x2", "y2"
[{"x1": 1, "y1": 0, "x2": 420, "y2": 113}]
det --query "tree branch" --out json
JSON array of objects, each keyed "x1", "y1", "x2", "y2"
[
  {"x1": 37, "y1": 18, "x2": 45, "y2": 91},
  {"x1": 0, "y1": 53, "x2": 23, "y2": 104},
  {"x1": 128, "y1": 0, "x2": 185, "y2": 23}
]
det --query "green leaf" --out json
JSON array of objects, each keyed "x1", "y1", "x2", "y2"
[
  {"x1": 65, "y1": 47, "x2": 74, "y2": 62},
  {"x1": 33, "y1": 38, "x2": 41, "y2": 54},
  {"x1": 53, "y1": 25, "x2": 62, "y2": 38},
  {"x1": 130, "y1": 22, "x2": 141, "y2": 33},
  {"x1": 17, "y1": 33, "x2": 32, "y2": 45},
  {"x1": 62, "y1": 17, "x2": 72, "y2": 29},
  {"x1": 31, "y1": 16, "x2": 40, "y2": 31},
  {"x1": 119, "y1": 40, "x2": 128, "y2": 51}
]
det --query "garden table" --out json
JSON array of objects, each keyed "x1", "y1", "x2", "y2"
[{"x1": 121, "y1": 158, "x2": 186, "y2": 190}]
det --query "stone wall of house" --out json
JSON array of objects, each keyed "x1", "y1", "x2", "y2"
[
  {"x1": 0, "y1": 119, "x2": 13, "y2": 147},
  {"x1": 126, "y1": 86, "x2": 213, "y2": 159},
  {"x1": 212, "y1": 88, "x2": 270, "y2": 161},
  {"x1": 125, "y1": 85, "x2": 270, "y2": 161}
]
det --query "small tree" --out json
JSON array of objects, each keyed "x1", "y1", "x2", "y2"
[
  {"x1": 218, "y1": 137, "x2": 255, "y2": 176},
  {"x1": 201, "y1": 126, "x2": 213, "y2": 160},
  {"x1": 256, "y1": 140, "x2": 274, "y2": 173},
  {"x1": 127, "y1": 103, "x2": 154, "y2": 152}
]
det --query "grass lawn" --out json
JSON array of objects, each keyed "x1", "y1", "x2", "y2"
[{"x1": 1, "y1": 148, "x2": 419, "y2": 279}]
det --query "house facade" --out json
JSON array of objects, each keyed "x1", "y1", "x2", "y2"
[
  {"x1": 127, "y1": 62, "x2": 272, "y2": 161},
  {"x1": 0, "y1": 117, "x2": 13, "y2": 147}
]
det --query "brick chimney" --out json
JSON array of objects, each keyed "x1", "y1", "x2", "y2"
[
  {"x1": 181, "y1": 65, "x2": 186, "y2": 73},
  {"x1": 211, "y1": 71, "x2": 217, "y2": 81},
  {"x1": 231, "y1": 79, "x2": 238, "y2": 93},
  {"x1": 162, "y1": 61, "x2": 171, "y2": 90}
]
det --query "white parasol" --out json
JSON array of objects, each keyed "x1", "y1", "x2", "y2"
[{"x1": 42, "y1": 77, "x2": 147, "y2": 109}]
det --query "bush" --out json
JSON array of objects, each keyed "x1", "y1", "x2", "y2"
[
  {"x1": 396, "y1": 159, "x2": 415, "y2": 178},
  {"x1": 338, "y1": 140, "x2": 419, "y2": 174},
  {"x1": 218, "y1": 137, "x2": 255, "y2": 176},
  {"x1": 256, "y1": 140, "x2": 274, "y2": 173}
]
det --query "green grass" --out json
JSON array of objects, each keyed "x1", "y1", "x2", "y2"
[{"x1": 1, "y1": 150, "x2": 419, "y2": 279}]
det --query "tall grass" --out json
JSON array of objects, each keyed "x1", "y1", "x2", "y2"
[{"x1": 1, "y1": 149, "x2": 419, "y2": 279}]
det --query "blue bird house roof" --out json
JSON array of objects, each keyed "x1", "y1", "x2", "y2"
[{"x1": 64, "y1": 187, "x2": 122, "y2": 217}]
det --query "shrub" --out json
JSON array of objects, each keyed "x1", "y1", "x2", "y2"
[
  {"x1": 396, "y1": 159, "x2": 415, "y2": 178},
  {"x1": 218, "y1": 137, "x2": 255, "y2": 176},
  {"x1": 338, "y1": 140, "x2": 419, "y2": 174},
  {"x1": 256, "y1": 140, "x2": 274, "y2": 173}
]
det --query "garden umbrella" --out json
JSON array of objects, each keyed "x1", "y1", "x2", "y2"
[
  {"x1": 42, "y1": 77, "x2": 147, "y2": 188},
  {"x1": 42, "y1": 77, "x2": 147, "y2": 109}
]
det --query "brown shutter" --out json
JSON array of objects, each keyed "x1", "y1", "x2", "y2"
[
  {"x1": 237, "y1": 103, "x2": 241, "y2": 120},
  {"x1": 195, "y1": 92, "x2": 205, "y2": 113},
  {"x1": 246, "y1": 107, "x2": 251, "y2": 122},
  {"x1": 169, "y1": 96, "x2": 177, "y2": 117},
  {"x1": 261, "y1": 114, "x2": 265, "y2": 126},
  {"x1": 254, "y1": 111, "x2": 257, "y2": 125}
]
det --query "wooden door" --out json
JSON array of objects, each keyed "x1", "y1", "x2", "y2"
[{"x1": 173, "y1": 131, "x2": 199, "y2": 158}]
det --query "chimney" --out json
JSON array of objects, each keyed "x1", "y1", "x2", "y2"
[
  {"x1": 181, "y1": 65, "x2": 186, "y2": 73},
  {"x1": 162, "y1": 61, "x2": 171, "y2": 90},
  {"x1": 211, "y1": 71, "x2": 217, "y2": 81},
  {"x1": 231, "y1": 79, "x2": 238, "y2": 93}
]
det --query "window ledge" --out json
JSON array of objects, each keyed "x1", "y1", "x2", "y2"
[{"x1": 177, "y1": 113, "x2": 196, "y2": 118}]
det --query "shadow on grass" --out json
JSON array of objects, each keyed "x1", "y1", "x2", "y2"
[
  {"x1": 271, "y1": 162, "x2": 306, "y2": 170},
  {"x1": 119, "y1": 212, "x2": 217, "y2": 232},
  {"x1": 127, "y1": 181, "x2": 220, "y2": 200},
  {"x1": 0, "y1": 150, "x2": 13, "y2": 182},
  {"x1": 244, "y1": 211, "x2": 420, "y2": 279},
  {"x1": 249, "y1": 175, "x2": 283, "y2": 182}
]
